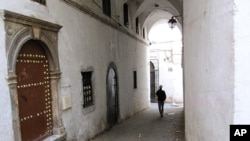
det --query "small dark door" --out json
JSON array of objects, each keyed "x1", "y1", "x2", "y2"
[
  {"x1": 16, "y1": 40, "x2": 53, "y2": 141},
  {"x1": 107, "y1": 68, "x2": 119, "y2": 127}
]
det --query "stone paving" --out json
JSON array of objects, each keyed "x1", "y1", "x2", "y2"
[{"x1": 90, "y1": 103, "x2": 185, "y2": 141}]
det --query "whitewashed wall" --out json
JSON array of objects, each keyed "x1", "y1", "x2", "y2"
[
  {"x1": 48, "y1": 1, "x2": 150, "y2": 140},
  {"x1": 233, "y1": 0, "x2": 250, "y2": 124},
  {"x1": 0, "y1": 12, "x2": 14, "y2": 141},
  {"x1": 149, "y1": 48, "x2": 183, "y2": 103},
  {"x1": 184, "y1": 0, "x2": 234, "y2": 141},
  {"x1": 0, "y1": 0, "x2": 150, "y2": 140}
]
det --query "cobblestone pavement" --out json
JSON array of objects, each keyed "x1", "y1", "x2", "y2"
[{"x1": 90, "y1": 103, "x2": 185, "y2": 141}]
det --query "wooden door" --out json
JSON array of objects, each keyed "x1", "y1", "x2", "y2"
[{"x1": 16, "y1": 40, "x2": 53, "y2": 141}]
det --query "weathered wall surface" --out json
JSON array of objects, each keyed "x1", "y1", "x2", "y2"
[
  {"x1": 233, "y1": 0, "x2": 250, "y2": 124},
  {"x1": 184, "y1": 0, "x2": 234, "y2": 141},
  {"x1": 48, "y1": 1, "x2": 149, "y2": 140},
  {"x1": 0, "y1": 0, "x2": 150, "y2": 140},
  {"x1": 0, "y1": 12, "x2": 14, "y2": 141}
]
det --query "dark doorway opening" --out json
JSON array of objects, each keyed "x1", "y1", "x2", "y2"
[
  {"x1": 106, "y1": 63, "x2": 119, "y2": 128},
  {"x1": 150, "y1": 61, "x2": 157, "y2": 103}
]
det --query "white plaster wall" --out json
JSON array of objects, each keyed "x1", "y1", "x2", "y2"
[
  {"x1": 149, "y1": 46, "x2": 183, "y2": 103},
  {"x1": 0, "y1": 0, "x2": 149, "y2": 140},
  {"x1": 0, "y1": 0, "x2": 57, "y2": 24},
  {"x1": 47, "y1": 1, "x2": 149, "y2": 140},
  {"x1": 113, "y1": 32, "x2": 150, "y2": 118},
  {"x1": 0, "y1": 12, "x2": 14, "y2": 141},
  {"x1": 172, "y1": 65, "x2": 183, "y2": 103},
  {"x1": 158, "y1": 55, "x2": 183, "y2": 103},
  {"x1": 184, "y1": 0, "x2": 234, "y2": 141},
  {"x1": 233, "y1": 0, "x2": 250, "y2": 124}
]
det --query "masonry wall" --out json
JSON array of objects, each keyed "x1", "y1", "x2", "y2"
[
  {"x1": 233, "y1": 0, "x2": 250, "y2": 124},
  {"x1": 0, "y1": 0, "x2": 150, "y2": 140},
  {"x1": 184, "y1": 0, "x2": 234, "y2": 141}
]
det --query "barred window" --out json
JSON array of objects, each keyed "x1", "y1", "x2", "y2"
[
  {"x1": 32, "y1": 0, "x2": 46, "y2": 5},
  {"x1": 103, "y1": 0, "x2": 111, "y2": 17},
  {"x1": 81, "y1": 71, "x2": 93, "y2": 108}
]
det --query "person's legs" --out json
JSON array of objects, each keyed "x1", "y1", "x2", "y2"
[
  {"x1": 158, "y1": 101, "x2": 164, "y2": 117},
  {"x1": 161, "y1": 102, "x2": 164, "y2": 117},
  {"x1": 158, "y1": 101, "x2": 161, "y2": 115}
]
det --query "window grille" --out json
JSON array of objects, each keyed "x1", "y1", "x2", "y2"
[
  {"x1": 32, "y1": 0, "x2": 46, "y2": 5},
  {"x1": 103, "y1": 0, "x2": 111, "y2": 17},
  {"x1": 81, "y1": 71, "x2": 93, "y2": 108}
]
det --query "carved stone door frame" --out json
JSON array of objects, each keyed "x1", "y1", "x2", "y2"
[{"x1": 2, "y1": 10, "x2": 65, "y2": 140}]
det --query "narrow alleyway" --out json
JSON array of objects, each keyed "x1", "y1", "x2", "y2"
[{"x1": 90, "y1": 103, "x2": 185, "y2": 141}]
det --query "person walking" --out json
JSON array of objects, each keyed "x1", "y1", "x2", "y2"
[{"x1": 156, "y1": 85, "x2": 166, "y2": 117}]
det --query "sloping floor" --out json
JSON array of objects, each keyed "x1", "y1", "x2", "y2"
[{"x1": 90, "y1": 103, "x2": 185, "y2": 141}]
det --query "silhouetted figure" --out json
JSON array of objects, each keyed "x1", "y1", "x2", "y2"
[{"x1": 156, "y1": 85, "x2": 166, "y2": 117}]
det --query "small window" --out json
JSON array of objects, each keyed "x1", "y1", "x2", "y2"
[
  {"x1": 123, "y1": 3, "x2": 129, "y2": 27},
  {"x1": 142, "y1": 28, "x2": 145, "y2": 39},
  {"x1": 81, "y1": 71, "x2": 93, "y2": 108},
  {"x1": 133, "y1": 71, "x2": 137, "y2": 89},
  {"x1": 31, "y1": 0, "x2": 46, "y2": 5},
  {"x1": 103, "y1": 0, "x2": 111, "y2": 17},
  {"x1": 136, "y1": 17, "x2": 139, "y2": 34}
]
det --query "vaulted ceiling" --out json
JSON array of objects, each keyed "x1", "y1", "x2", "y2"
[{"x1": 134, "y1": 0, "x2": 183, "y2": 32}]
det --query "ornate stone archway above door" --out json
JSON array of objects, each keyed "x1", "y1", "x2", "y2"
[{"x1": 2, "y1": 10, "x2": 66, "y2": 141}]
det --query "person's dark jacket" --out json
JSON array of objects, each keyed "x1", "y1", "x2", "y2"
[{"x1": 156, "y1": 89, "x2": 166, "y2": 101}]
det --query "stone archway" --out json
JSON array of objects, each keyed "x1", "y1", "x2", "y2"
[{"x1": 3, "y1": 10, "x2": 65, "y2": 141}]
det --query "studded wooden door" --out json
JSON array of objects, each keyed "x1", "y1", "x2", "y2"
[{"x1": 16, "y1": 40, "x2": 53, "y2": 141}]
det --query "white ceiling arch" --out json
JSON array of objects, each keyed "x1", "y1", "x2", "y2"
[
  {"x1": 145, "y1": 9, "x2": 182, "y2": 34},
  {"x1": 114, "y1": 0, "x2": 182, "y2": 34},
  {"x1": 131, "y1": 0, "x2": 183, "y2": 34}
]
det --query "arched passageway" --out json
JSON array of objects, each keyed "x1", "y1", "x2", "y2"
[{"x1": 148, "y1": 22, "x2": 183, "y2": 104}]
